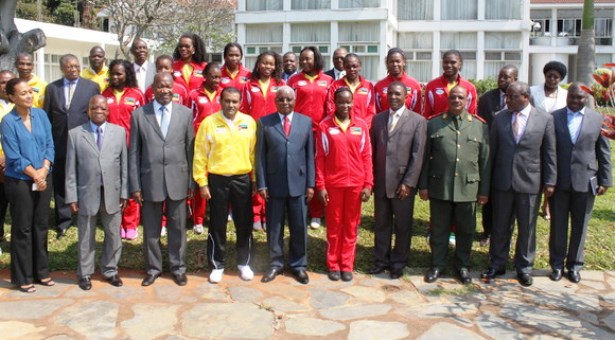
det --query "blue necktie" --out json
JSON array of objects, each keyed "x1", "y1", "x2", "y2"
[
  {"x1": 160, "y1": 106, "x2": 169, "y2": 138},
  {"x1": 97, "y1": 126, "x2": 103, "y2": 150}
]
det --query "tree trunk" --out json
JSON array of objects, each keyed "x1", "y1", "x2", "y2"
[{"x1": 576, "y1": 0, "x2": 595, "y2": 86}]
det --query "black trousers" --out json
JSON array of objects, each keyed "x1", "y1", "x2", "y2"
[
  {"x1": 373, "y1": 193, "x2": 415, "y2": 271},
  {"x1": 481, "y1": 198, "x2": 492, "y2": 239},
  {"x1": 5, "y1": 177, "x2": 52, "y2": 285},
  {"x1": 0, "y1": 182, "x2": 8, "y2": 240},
  {"x1": 52, "y1": 158, "x2": 72, "y2": 232},
  {"x1": 207, "y1": 174, "x2": 253, "y2": 269},
  {"x1": 266, "y1": 195, "x2": 307, "y2": 270}
]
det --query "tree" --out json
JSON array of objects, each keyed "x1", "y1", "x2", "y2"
[{"x1": 576, "y1": 0, "x2": 595, "y2": 86}]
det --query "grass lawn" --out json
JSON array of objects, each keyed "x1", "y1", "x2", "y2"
[{"x1": 0, "y1": 143, "x2": 614, "y2": 275}]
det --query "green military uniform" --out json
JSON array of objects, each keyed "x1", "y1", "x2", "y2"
[{"x1": 419, "y1": 111, "x2": 490, "y2": 270}]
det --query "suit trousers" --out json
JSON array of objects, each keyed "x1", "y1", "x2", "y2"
[
  {"x1": 429, "y1": 199, "x2": 475, "y2": 270},
  {"x1": 549, "y1": 190, "x2": 595, "y2": 272},
  {"x1": 0, "y1": 182, "x2": 8, "y2": 240},
  {"x1": 266, "y1": 195, "x2": 308, "y2": 270},
  {"x1": 490, "y1": 189, "x2": 540, "y2": 274},
  {"x1": 208, "y1": 174, "x2": 253, "y2": 269},
  {"x1": 52, "y1": 158, "x2": 73, "y2": 232},
  {"x1": 481, "y1": 198, "x2": 493, "y2": 238},
  {"x1": 325, "y1": 187, "x2": 362, "y2": 272},
  {"x1": 373, "y1": 193, "x2": 415, "y2": 271},
  {"x1": 77, "y1": 189, "x2": 122, "y2": 278},
  {"x1": 5, "y1": 177, "x2": 52, "y2": 285},
  {"x1": 142, "y1": 198, "x2": 187, "y2": 276}
]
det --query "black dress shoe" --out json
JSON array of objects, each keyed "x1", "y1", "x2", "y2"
[
  {"x1": 517, "y1": 273, "x2": 533, "y2": 287},
  {"x1": 458, "y1": 268, "x2": 472, "y2": 284},
  {"x1": 424, "y1": 268, "x2": 441, "y2": 283},
  {"x1": 367, "y1": 266, "x2": 387, "y2": 275},
  {"x1": 141, "y1": 274, "x2": 160, "y2": 287},
  {"x1": 56, "y1": 229, "x2": 67, "y2": 240},
  {"x1": 567, "y1": 270, "x2": 581, "y2": 283},
  {"x1": 549, "y1": 269, "x2": 563, "y2": 282},
  {"x1": 261, "y1": 268, "x2": 282, "y2": 283},
  {"x1": 106, "y1": 274, "x2": 123, "y2": 287},
  {"x1": 480, "y1": 267, "x2": 506, "y2": 281},
  {"x1": 328, "y1": 270, "x2": 341, "y2": 281},
  {"x1": 390, "y1": 268, "x2": 403, "y2": 279},
  {"x1": 78, "y1": 276, "x2": 92, "y2": 291},
  {"x1": 173, "y1": 273, "x2": 187, "y2": 286},
  {"x1": 341, "y1": 271, "x2": 353, "y2": 282},
  {"x1": 291, "y1": 269, "x2": 309, "y2": 284}
]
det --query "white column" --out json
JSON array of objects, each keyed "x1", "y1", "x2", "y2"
[
  {"x1": 238, "y1": 0, "x2": 245, "y2": 11},
  {"x1": 283, "y1": 0, "x2": 290, "y2": 11},
  {"x1": 433, "y1": 31, "x2": 441, "y2": 78},
  {"x1": 379, "y1": 20, "x2": 388, "y2": 79},
  {"x1": 283, "y1": 22, "x2": 291, "y2": 53},
  {"x1": 36, "y1": 47, "x2": 46, "y2": 81},
  {"x1": 237, "y1": 24, "x2": 246, "y2": 63},
  {"x1": 332, "y1": 0, "x2": 339, "y2": 10},
  {"x1": 330, "y1": 21, "x2": 339, "y2": 70},
  {"x1": 478, "y1": 0, "x2": 485, "y2": 21},
  {"x1": 477, "y1": 31, "x2": 485, "y2": 80}
]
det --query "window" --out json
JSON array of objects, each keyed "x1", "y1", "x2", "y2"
[
  {"x1": 398, "y1": 32, "x2": 433, "y2": 82},
  {"x1": 440, "y1": 32, "x2": 477, "y2": 79},
  {"x1": 484, "y1": 32, "x2": 522, "y2": 78},
  {"x1": 338, "y1": 22, "x2": 380, "y2": 80},
  {"x1": 246, "y1": 0, "x2": 282, "y2": 11},
  {"x1": 44, "y1": 54, "x2": 64, "y2": 82},
  {"x1": 290, "y1": 23, "x2": 331, "y2": 61},
  {"x1": 486, "y1": 0, "x2": 522, "y2": 20},
  {"x1": 530, "y1": 10, "x2": 552, "y2": 37},
  {"x1": 441, "y1": 0, "x2": 477, "y2": 20},
  {"x1": 244, "y1": 24, "x2": 283, "y2": 69},
  {"x1": 291, "y1": 0, "x2": 330, "y2": 10},
  {"x1": 596, "y1": 18, "x2": 613, "y2": 46},
  {"x1": 339, "y1": 0, "x2": 380, "y2": 9},
  {"x1": 397, "y1": 0, "x2": 433, "y2": 20}
]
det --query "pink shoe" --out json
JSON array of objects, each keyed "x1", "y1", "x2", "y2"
[
  {"x1": 120, "y1": 228, "x2": 126, "y2": 239},
  {"x1": 125, "y1": 228, "x2": 138, "y2": 240}
]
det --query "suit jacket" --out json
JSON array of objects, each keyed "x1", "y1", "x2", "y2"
[
  {"x1": 256, "y1": 112, "x2": 315, "y2": 198},
  {"x1": 129, "y1": 102, "x2": 194, "y2": 202},
  {"x1": 530, "y1": 84, "x2": 567, "y2": 113},
  {"x1": 65, "y1": 122, "x2": 128, "y2": 215},
  {"x1": 43, "y1": 77, "x2": 100, "y2": 160},
  {"x1": 134, "y1": 61, "x2": 156, "y2": 92},
  {"x1": 371, "y1": 108, "x2": 427, "y2": 198},
  {"x1": 490, "y1": 106, "x2": 557, "y2": 194},
  {"x1": 478, "y1": 88, "x2": 505, "y2": 127},
  {"x1": 552, "y1": 107, "x2": 612, "y2": 192}
]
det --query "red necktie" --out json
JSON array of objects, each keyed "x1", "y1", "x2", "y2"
[{"x1": 284, "y1": 116, "x2": 290, "y2": 136}]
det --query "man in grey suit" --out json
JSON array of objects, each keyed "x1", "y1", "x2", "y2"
[
  {"x1": 257, "y1": 86, "x2": 315, "y2": 284},
  {"x1": 482, "y1": 81, "x2": 557, "y2": 287},
  {"x1": 368, "y1": 81, "x2": 426, "y2": 279},
  {"x1": 65, "y1": 95, "x2": 127, "y2": 291},
  {"x1": 548, "y1": 83, "x2": 611, "y2": 283},
  {"x1": 131, "y1": 39, "x2": 155, "y2": 93},
  {"x1": 44, "y1": 54, "x2": 101, "y2": 239},
  {"x1": 129, "y1": 72, "x2": 195, "y2": 287}
]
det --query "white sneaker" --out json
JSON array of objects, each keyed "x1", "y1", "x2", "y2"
[
  {"x1": 310, "y1": 217, "x2": 321, "y2": 229},
  {"x1": 160, "y1": 226, "x2": 167, "y2": 237},
  {"x1": 238, "y1": 265, "x2": 254, "y2": 281},
  {"x1": 193, "y1": 224, "x2": 204, "y2": 235},
  {"x1": 209, "y1": 269, "x2": 224, "y2": 283},
  {"x1": 253, "y1": 221, "x2": 264, "y2": 231},
  {"x1": 449, "y1": 233, "x2": 456, "y2": 247},
  {"x1": 228, "y1": 213, "x2": 233, "y2": 222}
]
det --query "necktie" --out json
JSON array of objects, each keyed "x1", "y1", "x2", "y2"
[
  {"x1": 67, "y1": 82, "x2": 75, "y2": 108},
  {"x1": 283, "y1": 115, "x2": 291, "y2": 137},
  {"x1": 500, "y1": 92, "x2": 506, "y2": 109},
  {"x1": 512, "y1": 112, "x2": 521, "y2": 142},
  {"x1": 388, "y1": 113, "x2": 397, "y2": 133},
  {"x1": 96, "y1": 126, "x2": 103, "y2": 150},
  {"x1": 160, "y1": 106, "x2": 169, "y2": 138}
]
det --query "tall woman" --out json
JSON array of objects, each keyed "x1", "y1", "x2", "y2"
[
  {"x1": 287, "y1": 46, "x2": 334, "y2": 229},
  {"x1": 316, "y1": 88, "x2": 373, "y2": 282},
  {"x1": 423, "y1": 50, "x2": 477, "y2": 118},
  {"x1": 220, "y1": 43, "x2": 252, "y2": 91},
  {"x1": 102, "y1": 59, "x2": 145, "y2": 240},
  {"x1": 240, "y1": 50, "x2": 285, "y2": 230},
  {"x1": 374, "y1": 48, "x2": 422, "y2": 113},
  {"x1": 173, "y1": 33, "x2": 208, "y2": 92},
  {"x1": 1, "y1": 78, "x2": 55, "y2": 293}
]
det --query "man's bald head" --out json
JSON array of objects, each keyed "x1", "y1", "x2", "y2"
[{"x1": 88, "y1": 95, "x2": 109, "y2": 125}]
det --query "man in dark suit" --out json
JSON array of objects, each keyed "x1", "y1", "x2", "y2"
[
  {"x1": 548, "y1": 83, "x2": 611, "y2": 283},
  {"x1": 257, "y1": 86, "x2": 315, "y2": 284},
  {"x1": 129, "y1": 72, "x2": 194, "y2": 287},
  {"x1": 131, "y1": 38, "x2": 156, "y2": 93},
  {"x1": 369, "y1": 81, "x2": 426, "y2": 279},
  {"x1": 477, "y1": 65, "x2": 518, "y2": 246},
  {"x1": 482, "y1": 81, "x2": 557, "y2": 287},
  {"x1": 43, "y1": 54, "x2": 100, "y2": 239},
  {"x1": 324, "y1": 47, "x2": 348, "y2": 80}
]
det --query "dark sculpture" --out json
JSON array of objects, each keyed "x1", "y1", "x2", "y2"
[{"x1": 0, "y1": 0, "x2": 46, "y2": 71}]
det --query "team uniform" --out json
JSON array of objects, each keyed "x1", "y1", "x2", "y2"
[
  {"x1": 81, "y1": 66, "x2": 110, "y2": 92},
  {"x1": 326, "y1": 76, "x2": 376, "y2": 128},
  {"x1": 422, "y1": 74, "x2": 477, "y2": 118},
  {"x1": 315, "y1": 115, "x2": 373, "y2": 272},
  {"x1": 27, "y1": 74, "x2": 47, "y2": 109},
  {"x1": 172, "y1": 60, "x2": 207, "y2": 92},
  {"x1": 220, "y1": 65, "x2": 252, "y2": 91},
  {"x1": 240, "y1": 77, "x2": 286, "y2": 225},
  {"x1": 374, "y1": 74, "x2": 422, "y2": 113},
  {"x1": 102, "y1": 87, "x2": 145, "y2": 235},
  {"x1": 144, "y1": 83, "x2": 189, "y2": 107}
]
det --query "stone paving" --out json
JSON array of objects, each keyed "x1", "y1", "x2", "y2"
[{"x1": 0, "y1": 268, "x2": 614, "y2": 339}]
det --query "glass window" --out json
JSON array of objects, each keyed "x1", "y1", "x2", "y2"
[
  {"x1": 339, "y1": 0, "x2": 380, "y2": 8},
  {"x1": 441, "y1": 0, "x2": 477, "y2": 20},
  {"x1": 246, "y1": 24, "x2": 283, "y2": 43},
  {"x1": 486, "y1": 0, "x2": 522, "y2": 20},
  {"x1": 398, "y1": 32, "x2": 433, "y2": 82},
  {"x1": 338, "y1": 22, "x2": 380, "y2": 80},
  {"x1": 440, "y1": 32, "x2": 477, "y2": 79},
  {"x1": 485, "y1": 32, "x2": 522, "y2": 50},
  {"x1": 595, "y1": 18, "x2": 613, "y2": 45},
  {"x1": 246, "y1": 0, "x2": 282, "y2": 11},
  {"x1": 291, "y1": 0, "x2": 330, "y2": 10},
  {"x1": 339, "y1": 22, "x2": 379, "y2": 42},
  {"x1": 291, "y1": 23, "x2": 330, "y2": 43},
  {"x1": 484, "y1": 33, "x2": 522, "y2": 78},
  {"x1": 397, "y1": 0, "x2": 433, "y2": 20}
]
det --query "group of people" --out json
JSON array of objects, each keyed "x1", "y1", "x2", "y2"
[{"x1": 0, "y1": 34, "x2": 611, "y2": 293}]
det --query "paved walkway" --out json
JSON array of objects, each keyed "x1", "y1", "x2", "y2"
[{"x1": 0, "y1": 269, "x2": 614, "y2": 339}]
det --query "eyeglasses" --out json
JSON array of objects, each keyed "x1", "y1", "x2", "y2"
[{"x1": 62, "y1": 65, "x2": 80, "y2": 70}]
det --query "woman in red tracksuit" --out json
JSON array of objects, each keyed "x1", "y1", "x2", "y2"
[
  {"x1": 172, "y1": 33, "x2": 207, "y2": 92},
  {"x1": 102, "y1": 59, "x2": 145, "y2": 240},
  {"x1": 240, "y1": 50, "x2": 285, "y2": 230},
  {"x1": 325, "y1": 53, "x2": 376, "y2": 128},
  {"x1": 316, "y1": 87, "x2": 373, "y2": 282},
  {"x1": 287, "y1": 46, "x2": 334, "y2": 230},
  {"x1": 374, "y1": 48, "x2": 423, "y2": 113},
  {"x1": 188, "y1": 62, "x2": 222, "y2": 234},
  {"x1": 220, "y1": 43, "x2": 252, "y2": 91},
  {"x1": 144, "y1": 55, "x2": 189, "y2": 107}
]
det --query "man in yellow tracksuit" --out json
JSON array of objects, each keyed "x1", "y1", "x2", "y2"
[
  {"x1": 81, "y1": 46, "x2": 109, "y2": 92},
  {"x1": 15, "y1": 53, "x2": 47, "y2": 108}
]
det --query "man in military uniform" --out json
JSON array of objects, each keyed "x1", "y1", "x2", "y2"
[{"x1": 418, "y1": 86, "x2": 490, "y2": 284}]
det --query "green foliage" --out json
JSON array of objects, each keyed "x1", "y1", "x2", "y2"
[
  {"x1": 469, "y1": 77, "x2": 497, "y2": 97},
  {"x1": 53, "y1": 1, "x2": 76, "y2": 26},
  {"x1": 16, "y1": 1, "x2": 44, "y2": 21}
]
